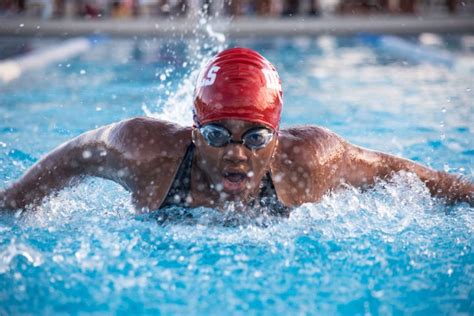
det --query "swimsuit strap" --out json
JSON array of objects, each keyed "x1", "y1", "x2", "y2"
[
  {"x1": 161, "y1": 143, "x2": 194, "y2": 208},
  {"x1": 257, "y1": 172, "x2": 291, "y2": 217}
]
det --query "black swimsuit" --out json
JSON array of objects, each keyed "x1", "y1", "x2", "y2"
[{"x1": 161, "y1": 144, "x2": 290, "y2": 217}]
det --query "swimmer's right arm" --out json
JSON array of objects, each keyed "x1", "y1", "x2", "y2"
[{"x1": 0, "y1": 121, "x2": 133, "y2": 211}]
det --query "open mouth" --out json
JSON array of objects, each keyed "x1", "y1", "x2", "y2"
[
  {"x1": 222, "y1": 171, "x2": 248, "y2": 193},
  {"x1": 224, "y1": 172, "x2": 246, "y2": 183}
]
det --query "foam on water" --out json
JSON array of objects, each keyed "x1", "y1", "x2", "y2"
[{"x1": 0, "y1": 172, "x2": 472, "y2": 314}]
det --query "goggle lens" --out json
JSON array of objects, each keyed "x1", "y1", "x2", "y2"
[
  {"x1": 199, "y1": 125, "x2": 274, "y2": 150},
  {"x1": 200, "y1": 125, "x2": 231, "y2": 147}
]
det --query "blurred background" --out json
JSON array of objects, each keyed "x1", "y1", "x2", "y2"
[{"x1": 0, "y1": 0, "x2": 472, "y2": 20}]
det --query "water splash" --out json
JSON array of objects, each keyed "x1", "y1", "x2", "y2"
[
  {"x1": 0, "y1": 172, "x2": 472, "y2": 314},
  {"x1": 0, "y1": 239, "x2": 44, "y2": 273},
  {"x1": 142, "y1": 10, "x2": 227, "y2": 126}
]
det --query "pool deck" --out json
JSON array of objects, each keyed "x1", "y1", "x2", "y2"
[{"x1": 0, "y1": 15, "x2": 473, "y2": 37}]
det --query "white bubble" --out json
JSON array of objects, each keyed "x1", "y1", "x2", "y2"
[
  {"x1": 274, "y1": 173, "x2": 283, "y2": 183},
  {"x1": 117, "y1": 169, "x2": 126, "y2": 177},
  {"x1": 82, "y1": 150, "x2": 92, "y2": 159}
]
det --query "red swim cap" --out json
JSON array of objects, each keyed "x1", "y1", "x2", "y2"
[{"x1": 193, "y1": 48, "x2": 283, "y2": 130}]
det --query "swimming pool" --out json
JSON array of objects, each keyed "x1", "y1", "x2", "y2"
[{"x1": 0, "y1": 34, "x2": 473, "y2": 314}]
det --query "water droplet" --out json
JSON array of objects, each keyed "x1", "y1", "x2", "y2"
[
  {"x1": 254, "y1": 271, "x2": 263, "y2": 278},
  {"x1": 443, "y1": 163, "x2": 450, "y2": 172},
  {"x1": 19, "y1": 24, "x2": 24, "y2": 28},
  {"x1": 82, "y1": 150, "x2": 92, "y2": 159},
  {"x1": 79, "y1": 69, "x2": 86, "y2": 75},
  {"x1": 160, "y1": 74, "x2": 166, "y2": 81}
]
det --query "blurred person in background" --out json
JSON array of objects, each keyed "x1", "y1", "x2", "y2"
[
  {"x1": 0, "y1": 0, "x2": 26, "y2": 15},
  {"x1": 110, "y1": 0, "x2": 134, "y2": 17},
  {"x1": 282, "y1": 0, "x2": 298, "y2": 16},
  {"x1": 256, "y1": 0, "x2": 271, "y2": 15},
  {"x1": 227, "y1": 0, "x2": 245, "y2": 16},
  {"x1": 446, "y1": 0, "x2": 457, "y2": 13},
  {"x1": 138, "y1": 0, "x2": 159, "y2": 17},
  {"x1": 26, "y1": 0, "x2": 54, "y2": 18}
]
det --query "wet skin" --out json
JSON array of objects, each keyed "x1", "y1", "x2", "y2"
[
  {"x1": 0, "y1": 117, "x2": 473, "y2": 212},
  {"x1": 191, "y1": 120, "x2": 278, "y2": 207}
]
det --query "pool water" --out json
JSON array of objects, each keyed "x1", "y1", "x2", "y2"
[{"x1": 0, "y1": 33, "x2": 473, "y2": 314}]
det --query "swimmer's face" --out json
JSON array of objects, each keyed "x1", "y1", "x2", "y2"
[{"x1": 193, "y1": 119, "x2": 278, "y2": 202}]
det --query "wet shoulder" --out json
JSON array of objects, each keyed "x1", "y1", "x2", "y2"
[
  {"x1": 109, "y1": 117, "x2": 192, "y2": 162},
  {"x1": 105, "y1": 117, "x2": 192, "y2": 211},
  {"x1": 276, "y1": 125, "x2": 346, "y2": 163},
  {"x1": 270, "y1": 125, "x2": 347, "y2": 206}
]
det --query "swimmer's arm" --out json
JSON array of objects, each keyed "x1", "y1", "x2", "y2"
[
  {"x1": 0, "y1": 124, "x2": 129, "y2": 211},
  {"x1": 341, "y1": 144, "x2": 473, "y2": 205}
]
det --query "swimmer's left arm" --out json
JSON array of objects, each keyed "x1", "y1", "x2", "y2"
[{"x1": 341, "y1": 143, "x2": 474, "y2": 206}]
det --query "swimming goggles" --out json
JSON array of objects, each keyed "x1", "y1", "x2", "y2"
[{"x1": 199, "y1": 124, "x2": 274, "y2": 150}]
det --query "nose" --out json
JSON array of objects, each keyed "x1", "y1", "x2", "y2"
[{"x1": 223, "y1": 144, "x2": 248, "y2": 163}]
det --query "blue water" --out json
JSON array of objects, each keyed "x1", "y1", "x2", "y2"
[{"x1": 0, "y1": 33, "x2": 473, "y2": 314}]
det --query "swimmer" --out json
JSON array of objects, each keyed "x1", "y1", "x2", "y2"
[{"x1": 1, "y1": 48, "x2": 473, "y2": 213}]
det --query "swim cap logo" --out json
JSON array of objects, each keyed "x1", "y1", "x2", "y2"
[
  {"x1": 198, "y1": 65, "x2": 220, "y2": 87},
  {"x1": 262, "y1": 68, "x2": 280, "y2": 90}
]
